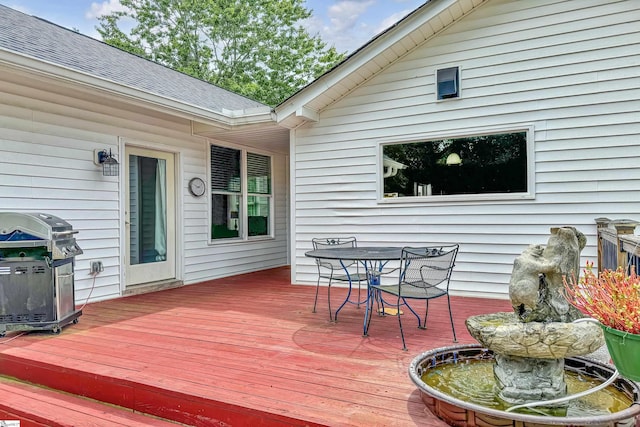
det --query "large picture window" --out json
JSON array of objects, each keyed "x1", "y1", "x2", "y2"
[
  {"x1": 210, "y1": 145, "x2": 272, "y2": 240},
  {"x1": 382, "y1": 129, "x2": 531, "y2": 200}
]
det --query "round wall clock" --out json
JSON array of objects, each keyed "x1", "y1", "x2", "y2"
[{"x1": 188, "y1": 177, "x2": 206, "y2": 197}]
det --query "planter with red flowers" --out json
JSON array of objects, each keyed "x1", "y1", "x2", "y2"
[{"x1": 564, "y1": 261, "x2": 640, "y2": 381}]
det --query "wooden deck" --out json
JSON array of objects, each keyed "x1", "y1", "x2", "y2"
[{"x1": 0, "y1": 267, "x2": 512, "y2": 426}]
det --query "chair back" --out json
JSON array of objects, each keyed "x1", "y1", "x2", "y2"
[
  {"x1": 312, "y1": 237, "x2": 357, "y2": 269},
  {"x1": 400, "y1": 245, "x2": 458, "y2": 290}
]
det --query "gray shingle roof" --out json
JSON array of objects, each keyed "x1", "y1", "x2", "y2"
[{"x1": 0, "y1": 5, "x2": 267, "y2": 114}]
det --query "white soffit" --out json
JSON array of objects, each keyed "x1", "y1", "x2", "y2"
[
  {"x1": 192, "y1": 121, "x2": 290, "y2": 155},
  {"x1": 275, "y1": 0, "x2": 488, "y2": 127}
]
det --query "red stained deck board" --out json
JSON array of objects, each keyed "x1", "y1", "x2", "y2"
[
  {"x1": 0, "y1": 267, "x2": 512, "y2": 426},
  {"x1": 0, "y1": 354, "x2": 332, "y2": 427},
  {"x1": 0, "y1": 377, "x2": 178, "y2": 426},
  {"x1": 0, "y1": 345, "x2": 421, "y2": 426},
  {"x1": 8, "y1": 338, "x2": 409, "y2": 406}
]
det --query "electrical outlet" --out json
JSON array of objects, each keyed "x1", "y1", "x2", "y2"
[{"x1": 90, "y1": 260, "x2": 104, "y2": 274}]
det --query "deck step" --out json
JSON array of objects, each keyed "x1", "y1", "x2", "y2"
[{"x1": 0, "y1": 376, "x2": 182, "y2": 427}]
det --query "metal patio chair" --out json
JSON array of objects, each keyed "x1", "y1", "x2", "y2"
[
  {"x1": 364, "y1": 245, "x2": 459, "y2": 350},
  {"x1": 312, "y1": 237, "x2": 368, "y2": 321}
]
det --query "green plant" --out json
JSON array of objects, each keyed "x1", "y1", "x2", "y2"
[{"x1": 563, "y1": 261, "x2": 640, "y2": 334}]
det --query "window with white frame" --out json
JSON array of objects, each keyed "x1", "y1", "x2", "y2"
[
  {"x1": 210, "y1": 145, "x2": 272, "y2": 240},
  {"x1": 382, "y1": 129, "x2": 530, "y2": 200},
  {"x1": 437, "y1": 67, "x2": 459, "y2": 100}
]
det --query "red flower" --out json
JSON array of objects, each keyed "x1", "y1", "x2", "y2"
[{"x1": 563, "y1": 264, "x2": 640, "y2": 334}]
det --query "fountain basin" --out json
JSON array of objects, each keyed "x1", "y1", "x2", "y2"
[
  {"x1": 466, "y1": 312, "x2": 605, "y2": 358},
  {"x1": 409, "y1": 344, "x2": 640, "y2": 427}
]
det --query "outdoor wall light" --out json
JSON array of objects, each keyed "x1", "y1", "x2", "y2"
[
  {"x1": 445, "y1": 153, "x2": 462, "y2": 166},
  {"x1": 94, "y1": 149, "x2": 120, "y2": 176}
]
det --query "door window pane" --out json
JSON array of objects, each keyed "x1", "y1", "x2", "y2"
[{"x1": 129, "y1": 155, "x2": 167, "y2": 264}]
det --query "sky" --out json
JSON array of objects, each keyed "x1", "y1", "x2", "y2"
[{"x1": 0, "y1": 0, "x2": 426, "y2": 54}]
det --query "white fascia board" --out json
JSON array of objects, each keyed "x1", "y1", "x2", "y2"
[
  {"x1": 220, "y1": 107, "x2": 276, "y2": 126},
  {"x1": 0, "y1": 48, "x2": 275, "y2": 128},
  {"x1": 275, "y1": 0, "x2": 461, "y2": 123},
  {"x1": 295, "y1": 106, "x2": 319, "y2": 122}
]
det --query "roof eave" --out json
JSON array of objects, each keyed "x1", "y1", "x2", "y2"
[
  {"x1": 275, "y1": 0, "x2": 487, "y2": 126},
  {"x1": 0, "y1": 48, "x2": 275, "y2": 129}
]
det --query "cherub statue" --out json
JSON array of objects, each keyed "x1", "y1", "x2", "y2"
[{"x1": 509, "y1": 227, "x2": 585, "y2": 322}]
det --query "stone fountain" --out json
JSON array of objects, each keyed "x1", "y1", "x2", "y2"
[{"x1": 409, "y1": 227, "x2": 640, "y2": 426}]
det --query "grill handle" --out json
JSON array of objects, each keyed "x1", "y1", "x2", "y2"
[{"x1": 51, "y1": 230, "x2": 79, "y2": 238}]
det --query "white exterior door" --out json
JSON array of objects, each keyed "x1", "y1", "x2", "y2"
[{"x1": 125, "y1": 146, "x2": 176, "y2": 286}]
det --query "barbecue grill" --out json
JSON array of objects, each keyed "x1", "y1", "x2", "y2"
[{"x1": 0, "y1": 212, "x2": 83, "y2": 335}]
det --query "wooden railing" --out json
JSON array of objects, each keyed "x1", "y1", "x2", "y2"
[{"x1": 595, "y1": 217, "x2": 640, "y2": 273}]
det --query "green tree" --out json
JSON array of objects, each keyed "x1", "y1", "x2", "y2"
[{"x1": 97, "y1": 0, "x2": 345, "y2": 106}]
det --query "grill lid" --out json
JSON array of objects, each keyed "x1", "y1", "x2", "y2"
[
  {"x1": 0, "y1": 212, "x2": 72, "y2": 241},
  {"x1": 0, "y1": 212, "x2": 82, "y2": 259}
]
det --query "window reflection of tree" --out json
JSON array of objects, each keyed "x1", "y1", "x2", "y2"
[{"x1": 383, "y1": 132, "x2": 527, "y2": 197}]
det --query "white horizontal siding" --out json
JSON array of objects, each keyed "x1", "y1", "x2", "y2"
[
  {"x1": 182, "y1": 150, "x2": 289, "y2": 283},
  {"x1": 0, "y1": 109, "x2": 122, "y2": 303},
  {"x1": 0, "y1": 77, "x2": 288, "y2": 303},
  {"x1": 292, "y1": 0, "x2": 640, "y2": 298}
]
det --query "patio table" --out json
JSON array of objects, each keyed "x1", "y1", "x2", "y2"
[{"x1": 305, "y1": 246, "x2": 404, "y2": 333}]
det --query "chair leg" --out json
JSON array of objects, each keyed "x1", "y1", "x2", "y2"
[
  {"x1": 447, "y1": 294, "x2": 457, "y2": 342},
  {"x1": 397, "y1": 297, "x2": 408, "y2": 351},
  {"x1": 327, "y1": 278, "x2": 334, "y2": 322},
  {"x1": 313, "y1": 275, "x2": 335, "y2": 322},
  {"x1": 403, "y1": 298, "x2": 423, "y2": 327},
  {"x1": 313, "y1": 276, "x2": 321, "y2": 313},
  {"x1": 420, "y1": 299, "x2": 429, "y2": 329}
]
